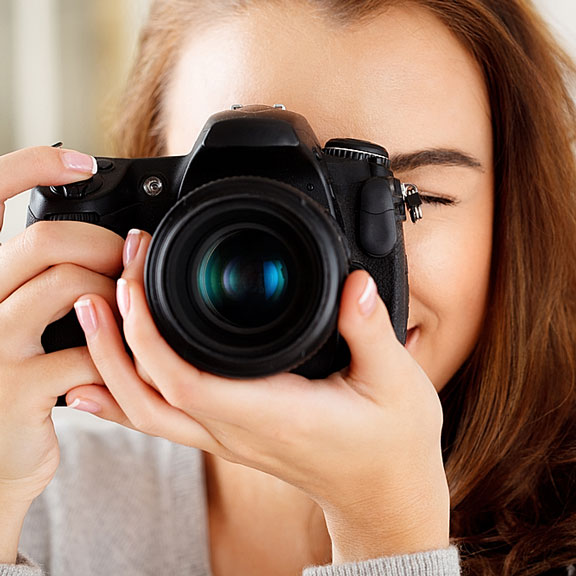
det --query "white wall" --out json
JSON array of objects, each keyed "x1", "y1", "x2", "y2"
[
  {"x1": 0, "y1": 1, "x2": 575, "y2": 243},
  {"x1": 533, "y1": 0, "x2": 576, "y2": 56}
]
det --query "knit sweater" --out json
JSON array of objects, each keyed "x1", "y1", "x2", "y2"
[{"x1": 2, "y1": 410, "x2": 460, "y2": 576}]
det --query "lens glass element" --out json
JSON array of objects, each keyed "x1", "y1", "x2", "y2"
[{"x1": 198, "y1": 229, "x2": 292, "y2": 328}]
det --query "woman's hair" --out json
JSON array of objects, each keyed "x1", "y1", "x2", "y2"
[{"x1": 116, "y1": 1, "x2": 576, "y2": 574}]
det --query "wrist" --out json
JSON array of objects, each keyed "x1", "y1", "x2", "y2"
[
  {"x1": 0, "y1": 499, "x2": 32, "y2": 564},
  {"x1": 323, "y1": 478, "x2": 450, "y2": 563}
]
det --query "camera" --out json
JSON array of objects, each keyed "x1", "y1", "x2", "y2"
[{"x1": 28, "y1": 105, "x2": 421, "y2": 381}]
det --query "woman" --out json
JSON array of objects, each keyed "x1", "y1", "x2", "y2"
[{"x1": 0, "y1": 0, "x2": 575, "y2": 574}]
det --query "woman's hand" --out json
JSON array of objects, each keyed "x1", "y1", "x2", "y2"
[
  {"x1": 0, "y1": 147, "x2": 124, "y2": 563},
  {"x1": 70, "y1": 229, "x2": 450, "y2": 563}
]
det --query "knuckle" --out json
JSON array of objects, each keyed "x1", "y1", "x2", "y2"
[
  {"x1": 129, "y1": 407, "x2": 159, "y2": 436},
  {"x1": 44, "y1": 262, "x2": 85, "y2": 292},
  {"x1": 26, "y1": 146, "x2": 51, "y2": 173},
  {"x1": 20, "y1": 221, "x2": 58, "y2": 256},
  {"x1": 27, "y1": 146, "x2": 64, "y2": 181},
  {"x1": 161, "y1": 378, "x2": 191, "y2": 410},
  {"x1": 64, "y1": 346, "x2": 94, "y2": 371},
  {"x1": 120, "y1": 389, "x2": 161, "y2": 433},
  {"x1": 158, "y1": 367, "x2": 204, "y2": 412}
]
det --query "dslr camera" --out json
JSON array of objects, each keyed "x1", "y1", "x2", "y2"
[{"x1": 28, "y1": 105, "x2": 421, "y2": 380}]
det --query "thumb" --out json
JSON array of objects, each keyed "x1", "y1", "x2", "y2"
[{"x1": 338, "y1": 270, "x2": 403, "y2": 387}]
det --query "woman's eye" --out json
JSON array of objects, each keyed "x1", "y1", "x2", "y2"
[{"x1": 418, "y1": 193, "x2": 457, "y2": 206}]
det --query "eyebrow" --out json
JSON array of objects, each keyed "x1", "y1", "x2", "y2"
[{"x1": 390, "y1": 148, "x2": 485, "y2": 173}]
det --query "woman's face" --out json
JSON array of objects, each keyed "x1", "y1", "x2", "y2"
[{"x1": 163, "y1": 4, "x2": 494, "y2": 391}]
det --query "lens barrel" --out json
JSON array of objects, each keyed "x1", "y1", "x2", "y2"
[{"x1": 145, "y1": 177, "x2": 349, "y2": 378}]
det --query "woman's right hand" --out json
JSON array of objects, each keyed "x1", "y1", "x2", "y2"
[{"x1": 0, "y1": 147, "x2": 124, "y2": 563}]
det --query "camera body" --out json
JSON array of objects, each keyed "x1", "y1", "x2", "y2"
[{"x1": 28, "y1": 105, "x2": 421, "y2": 380}]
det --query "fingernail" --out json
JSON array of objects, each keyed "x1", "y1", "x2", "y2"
[
  {"x1": 358, "y1": 276, "x2": 377, "y2": 317},
  {"x1": 68, "y1": 397, "x2": 101, "y2": 414},
  {"x1": 74, "y1": 299, "x2": 99, "y2": 336},
  {"x1": 117, "y1": 278, "x2": 130, "y2": 317},
  {"x1": 123, "y1": 229, "x2": 142, "y2": 267},
  {"x1": 61, "y1": 151, "x2": 98, "y2": 175}
]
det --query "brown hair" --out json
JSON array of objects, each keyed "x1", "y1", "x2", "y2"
[{"x1": 115, "y1": 1, "x2": 576, "y2": 574}]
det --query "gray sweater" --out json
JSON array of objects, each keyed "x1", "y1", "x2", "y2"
[{"x1": 2, "y1": 410, "x2": 460, "y2": 576}]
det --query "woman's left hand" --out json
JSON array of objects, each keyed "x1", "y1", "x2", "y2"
[{"x1": 68, "y1": 229, "x2": 450, "y2": 563}]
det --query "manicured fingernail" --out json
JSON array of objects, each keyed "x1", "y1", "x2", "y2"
[
  {"x1": 117, "y1": 278, "x2": 130, "y2": 317},
  {"x1": 74, "y1": 299, "x2": 99, "y2": 335},
  {"x1": 123, "y1": 229, "x2": 142, "y2": 267},
  {"x1": 68, "y1": 397, "x2": 101, "y2": 414},
  {"x1": 358, "y1": 275, "x2": 377, "y2": 316},
  {"x1": 61, "y1": 151, "x2": 98, "y2": 175}
]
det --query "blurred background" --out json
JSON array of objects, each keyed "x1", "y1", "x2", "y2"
[
  {"x1": 0, "y1": 0, "x2": 151, "y2": 155},
  {"x1": 0, "y1": 0, "x2": 575, "y2": 242}
]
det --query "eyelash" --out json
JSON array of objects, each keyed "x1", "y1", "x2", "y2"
[{"x1": 418, "y1": 193, "x2": 457, "y2": 206}]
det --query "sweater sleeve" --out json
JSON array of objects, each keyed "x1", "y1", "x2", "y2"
[
  {"x1": 5, "y1": 548, "x2": 460, "y2": 576},
  {"x1": 303, "y1": 546, "x2": 460, "y2": 576},
  {"x1": 0, "y1": 554, "x2": 44, "y2": 576}
]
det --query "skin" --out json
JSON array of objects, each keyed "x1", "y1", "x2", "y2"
[
  {"x1": 0, "y1": 3, "x2": 492, "y2": 574},
  {"x1": 0, "y1": 147, "x2": 121, "y2": 564}
]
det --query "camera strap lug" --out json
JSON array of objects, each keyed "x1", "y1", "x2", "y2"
[{"x1": 401, "y1": 183, "x2": 423, "y2": 223}]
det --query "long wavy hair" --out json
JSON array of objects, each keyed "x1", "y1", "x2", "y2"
[{"x1": 114, "y1": 1, "x2": 576, "y2": 574}]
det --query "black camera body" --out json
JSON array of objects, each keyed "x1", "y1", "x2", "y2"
[{"x1": 28, "y1": 105, "x2": 421, "y2": 380}]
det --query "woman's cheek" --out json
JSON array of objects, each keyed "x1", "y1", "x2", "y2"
[{"x1": 403, "y1": 219, "x2": 492, "y2": 390}]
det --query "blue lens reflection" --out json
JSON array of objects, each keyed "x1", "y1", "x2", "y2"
[{"x1": 198, "y1": 231, "x2": 291, "y2": 328}]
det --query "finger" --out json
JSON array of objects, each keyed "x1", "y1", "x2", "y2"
[
  {"x1": 0, "y1": 221, "x2": 124, "y2": 303},
  {"x1": 0, "y1": 146, "x2": 97, "y2": 205},
  {"x1": 117, "y1": 230, "x2": 204, "y2": 386},
  {"x1": 0, "y1": 263, "x2": 117, "y2": 357},
  {"x1": 65, "y1": 384, "x2": 133, "y2": 426},
  {"x1": 337, "y1": 270, "x2": 405, "y2": 397},
  {"x1": 74, "y1": 294, "x2": 225, "y2": 452},
  {"x1": 10, "y1": 347, "x2": 104, "y2": 414}
]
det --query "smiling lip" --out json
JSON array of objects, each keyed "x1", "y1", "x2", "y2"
[{"x1": 405, "y1": 326, "x2": 419, "y2": 352}]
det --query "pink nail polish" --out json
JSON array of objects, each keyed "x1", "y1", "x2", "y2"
[
  {"x1": 117, "y1": 279, "x2": 130, "y2": 317},
  {"x1": 68, "y1": 397, "x2": 101, "y2": 414},
  {"x1": 358, "y1": 276, "x2": 377, "y2": 316},
  {"x1": 74, "y1": 299, "x2": 98, "y2": 335},
  {"x1": 61, "y1": 151, "x2": 98, "y2": 175},
  {"x1": 123, "y1": 229, "x2": 142, "y2": 267}
]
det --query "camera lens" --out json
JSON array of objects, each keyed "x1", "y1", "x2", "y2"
[
  {"x1": 197, "y1": 228, "x2": 292, "y2": 328},
  {"x1": 145, "y1": 177, "x2": 349, "y2": 378}
]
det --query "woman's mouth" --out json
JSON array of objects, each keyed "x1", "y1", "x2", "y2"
[{"x1": 405, "y1": 326, "x2": 420, "y2": 353}]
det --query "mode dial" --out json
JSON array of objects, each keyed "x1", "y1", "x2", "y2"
[{"x1": 323, "y1": 138, "x2": 391, "y2": 168}]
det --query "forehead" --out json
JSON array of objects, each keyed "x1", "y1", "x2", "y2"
[{"x1": 164, "y1": 3, "x2": 491, "y2": 161}]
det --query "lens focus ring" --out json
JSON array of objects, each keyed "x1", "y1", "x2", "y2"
[{"x1": 145, "y1": 177, "x2": 349, "y2": 378}]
